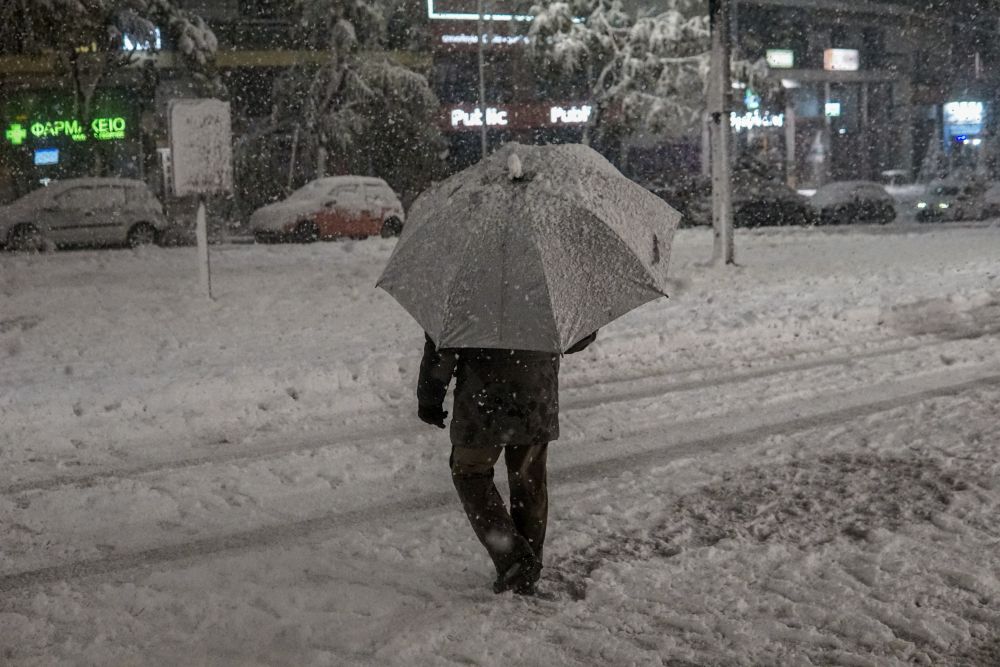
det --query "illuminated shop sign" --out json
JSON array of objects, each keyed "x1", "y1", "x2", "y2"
[
  {"x1": 91, "y1": 116, "x2": 126, "y2": 140},
  {"x1": 823, "y1": 48, "x2": 859, "y2": 71},
  {"x1": 450, "y1": 107, "x2": 509, "y2": 127},
  {"x1": 730, "y1": 110, "x2": 784, "y2": 131},
  {"x1": 550, "y1": 105, "x2": 592, "y2": 124},
  {"x1": 765, "y1": 49, "x2": 794, "y2": 69},
  {"x1": 3, "y1": 117, "x2": 127, "y2": 145},
  {"x1": 824, "y1": 101, "x2": 841, "y2": 117},
  {"x1": 944, "y1": 101, "x2": 984, "y2": 125},
  {"x1": 441, "y1": 33, "x2": 528, "y2": 45},
  {"x1": 29, "y1": 119, "x2": 88, "y2": 141},
  {"x1": 4, "y1": 123, "x2": 28, "y2": 145},
  {"x1": 743, "y1": 88, "x2": 760, "y2": 111},
  {"x1": 427, "y1": 0, "x2": 580, "y2": 22},
  {"x1": 122, "y1": 27, "x2": 161, "y2": 51},
  {"x1": 34, "y1": 148, "x2": 59, "y2": 165},
  {"x1": 428, "y1": 0, "x2": 530, "y2": 21}
]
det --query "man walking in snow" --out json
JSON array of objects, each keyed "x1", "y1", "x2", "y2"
[{"x1": 417, "y1": 330, "x2": 597, "y2": 595}]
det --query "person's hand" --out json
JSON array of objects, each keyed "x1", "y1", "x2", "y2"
[{"x1": 418, "y1": 404, "x2": 448, "y2": 429}]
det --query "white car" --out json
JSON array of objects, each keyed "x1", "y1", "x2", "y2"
[
  {"x1": 250, "y1": 176, "x2": 405, "y2": 242},
  {"x1": 1, "y1": 178, "x2": 168, "y2": 251}
]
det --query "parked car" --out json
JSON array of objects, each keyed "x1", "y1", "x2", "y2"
[
  {"x1": 810, "y1": 181, "x2": 896, "y2": 225},
  {"x1": 915, "y1": 178, "x2": 991, "y2": 222},
  {"x1": 0, "y1": 178, "x2": 168, "y2": 251},
  {"x1": 250, "y1": 176, "x2": 405, "y2": 243},
  {"x1": 731, "y1": 176, "x2": 815, "y2": 227},
  {"x1": 646, "y1": 171, "x2": 813, "y2": 228}
]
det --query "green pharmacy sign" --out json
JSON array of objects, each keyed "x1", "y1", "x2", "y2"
[
  {"x1": 5, "y1": 123, "x2": 27, "y2": 145},
  {"x1": 91, "y1": 116, "x2": 126, "y2": 140},
  {"x1": 30, "y1": 119, "x2": 87, "y2": 141},
  {"x1": 3, "y1": 116, "x2": 127, "y2": 145}
]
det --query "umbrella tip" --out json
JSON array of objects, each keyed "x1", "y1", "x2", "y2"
[{"x1": 507, "y1": 152, "x2": 523, "y2": 181}]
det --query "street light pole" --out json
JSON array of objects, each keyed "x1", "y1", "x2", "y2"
[
  {"x1": 477, "y1": 0, "x2": 488, "y2": 159},
  {"x1": 708, "y1": 0, "x2": 735, "y2": 266}
]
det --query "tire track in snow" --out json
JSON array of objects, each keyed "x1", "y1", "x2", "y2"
[
  {"x1": 0, "y1": 334, "x2": 958, "y2": 496},
  {"x1": 559, "y1": 333, "x2": 934, "y2": 391},
  {"x1": 2, "y1": 368, "x2": 998, "y2": 593}
]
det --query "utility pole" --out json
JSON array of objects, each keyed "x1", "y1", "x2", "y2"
[
  {"x1": 784, "y1": 102, "x2": 796, "y2": 188},
  {"x1": 708, "y1": 0, "x2": 735, "y2": 266},
  {"x1": 477, "y1": 0, "x2": 488, "y2": 160}
]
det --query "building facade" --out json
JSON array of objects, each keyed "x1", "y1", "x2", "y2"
[
  {"x1": 424, "y1": 0, "x2": 594, "y2": 171},
  {"x1": 0, "y1": 0, "x2": 333, "y2": 204},
  {"x1": 731, "y1": 0, "x2": 999, "y2": 187},
  {"x1": 3, "y1": 0, "x2": 997, "y2": 204}
]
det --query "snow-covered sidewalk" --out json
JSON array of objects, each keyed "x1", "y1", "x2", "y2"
[{"x1": 1, "y1": 224, "x2": 999, "y2": 665}]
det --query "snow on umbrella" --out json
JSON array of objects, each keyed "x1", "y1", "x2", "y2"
[{"x1": 377, "y1": 142, "x2": 682, "y2": 353}]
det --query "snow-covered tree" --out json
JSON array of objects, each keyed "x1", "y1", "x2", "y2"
[
  {"x1": 242, "y1": 0, "x2": 444, "y2": 209},
  {"x1": 528, "y1": 0, "x2": 769, "y2": 152},
  {"x1": 0, "y1": 0, "x2": 218, "y2": 122},
  {"x1": 528, "y1": 0, "x2": 711, "y2": 148}
]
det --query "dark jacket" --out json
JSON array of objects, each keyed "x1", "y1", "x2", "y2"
[{"x1": 418, "y1": 331, "x2": 597, "y2": 448}]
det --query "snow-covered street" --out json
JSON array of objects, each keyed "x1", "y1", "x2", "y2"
[{"x1": 2, "y1": 224, "x2": 1000, "y2": 665}]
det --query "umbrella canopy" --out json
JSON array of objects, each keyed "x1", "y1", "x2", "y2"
[{"x1": 377, "y1": 142, "x2": 681, "y2": 352}]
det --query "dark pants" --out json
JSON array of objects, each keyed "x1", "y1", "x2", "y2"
[{"x1": 450, "y1": 443, "x2": 549, "y2": 574}]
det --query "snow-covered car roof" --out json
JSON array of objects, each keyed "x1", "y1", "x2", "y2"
[
  {"x1": 732, "y1": 179, "x2": 805, "y2": 204},
  {"x1": 287, "y1": 176, "x2": 397, "y2": 201},
  {"x1": 811, "y1": 181, "x2": 891, "y2": 208},
  {"x1": 2, "y1": 177, "x2": 154, "y2": 209},
  {"x1": 32, "y1": 177, "x2": 149, "y2": 191}
]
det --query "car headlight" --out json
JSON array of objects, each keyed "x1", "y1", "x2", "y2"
[
  {"x1": 916, "y1": 202, "x2": 927, "y2": 209},
  {"x1": 938, "y1": 202, "x2": 950, "y2": 209}
]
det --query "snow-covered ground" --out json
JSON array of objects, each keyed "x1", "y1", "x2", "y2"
[{"x1": 2, "y1": 223, "x2": 999, "y2": 665}]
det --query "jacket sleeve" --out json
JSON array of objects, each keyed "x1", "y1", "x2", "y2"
[
  {"x1": 417, "y1": 333, "x2": 458, "y2": 408},
  {"x1": 565, "y1": 330, "x2": 598, "y2": 354}
]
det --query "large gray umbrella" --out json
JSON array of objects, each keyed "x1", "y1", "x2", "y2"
[{"x1": 377, "y1": 142, "x2": 681, "y2": 352}]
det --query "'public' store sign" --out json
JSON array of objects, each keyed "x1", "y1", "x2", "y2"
[
  {"x1": 450, "y1": 107, "x2": 509, "y2": 127},
  {"x1": 3, "y1": 116, "x2": 128, "y2": 146}
]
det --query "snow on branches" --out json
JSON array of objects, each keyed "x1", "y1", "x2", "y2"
[
  {"x1": 0, "y1": 0, "x2": 219, "y2": 118},
  {"x1": 258, "y1": 0, "x2": 444, "y2": 194},
  {"x1": 529, "y1": 0, "x2": 710, "y2": 140}
]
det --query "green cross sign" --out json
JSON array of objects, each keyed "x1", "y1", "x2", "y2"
[{"x1": 5, "y1": 123, "x2": 27, "y2": 146}]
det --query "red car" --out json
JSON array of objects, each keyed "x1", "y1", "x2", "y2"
[{"x1": 251, "y1": 176, "x2": 405, "y2": 242}]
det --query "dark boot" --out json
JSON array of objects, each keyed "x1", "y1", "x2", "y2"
[{"x1": 492, "y1": 550, "x2": 542, "y2": 595}]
